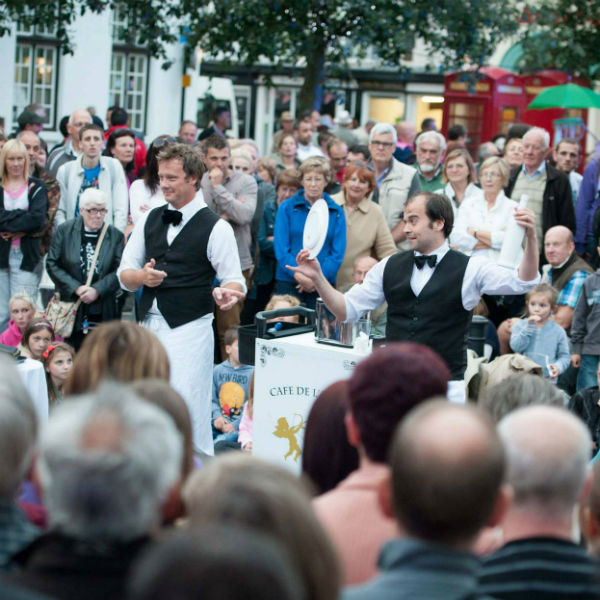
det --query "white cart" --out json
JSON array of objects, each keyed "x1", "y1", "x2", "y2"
[{"x1": 253, "y1": 332, "x2": 371, "y2": 474}]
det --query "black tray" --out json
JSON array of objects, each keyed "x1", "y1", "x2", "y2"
[{"x1": 238, "y1": 307, "x2": 316, "y2": 366}]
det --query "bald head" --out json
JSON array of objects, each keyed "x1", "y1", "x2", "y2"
[
  {"x1": 544, "y1": 226, "x2": 575, "y2": 267},
  {"x1": 499, "y1": 405, "x2": 591, "y2": 517},
  {"x1": 390, "y1": 401, "x2": 505, "y2": 546},
  {"x1": 352, "y1": 256, "x2": 378, "y2": 284},
  {"x1": 395, "y1": 121, "x2": 416, "y2": 144}
]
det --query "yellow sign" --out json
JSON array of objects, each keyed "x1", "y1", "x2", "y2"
[{"x1": 182, "y1": 74, "x2": 191, "y2": 88}]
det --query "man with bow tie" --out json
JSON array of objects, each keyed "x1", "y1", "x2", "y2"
[
  {"x1": 289, "y1": 192, "x2": 540, "y2": 399},
  {"x1": 118, "y1": 143, "x2": 245, "y2": 455}
]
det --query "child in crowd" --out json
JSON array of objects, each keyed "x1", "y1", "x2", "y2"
[
  {"x1": 265, "y1": 294, "x2": 300, "y2": 323},
  {"x1": 43, "y1": 342, "x2": 75, "y2": 406},
  {"x1": 0, "y1": 293, "x2": 37, "y2": 347},
  {"x1": 571, "y1": 248, "x2": 600, "y2": 391},
  {"x1": 212, "y1": 328, "x2": 254, "y2": 448},
  {"x1": 510, "y1": 283, "x2": 570, "y2": 383},
  {"x1": 19, "y1": 318, "x2": 55, "y2": 361},
  {"x1": 238, "y1": 372, "x2": 254, "y2": 452}
]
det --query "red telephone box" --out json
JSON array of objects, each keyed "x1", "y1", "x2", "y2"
[
  {"x1": 442, "y1": 67, "x2": 525, "y2": 157},
  {"x1": 522, "y1": 70, "x2": 590, "y2": 147}
]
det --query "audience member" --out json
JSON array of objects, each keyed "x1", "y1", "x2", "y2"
[
  {"x1": 198, "y1": 106, "x2": 231, "y2": 141},
  {"x1": 510, "y1": 283, "x2": 570, "y2": 382},
  {"x1": 503, "y1": 137, "x2": 524, "y2": 170},
  {"x1": 18, "y1": 318, "x2": 54, "y2": 361},
  {"x1": 345, "y1": 401, "x2": 508, "y2": 600},
  {"x1": 575, "y1": 154, "x2": 600, "y2": 255},
  {"x1": 271, "y1": 110, "x2": 296, "y2": 153},
  {"x1": 0, "y1": 356, "x2": 40, "y2": 572},
  {"x1": 568, "y1": 361, "x2": 600, "y2": 456},
  {"x1": 211, "y1": 328, "x2": 253, "y2": 448},
  {"x1": 313, "y1": 343, "x2": 450, "y2": 585},
  {"x1": 0, "y1": 293, "x2": 37, "y2": 347},
  {"x1": 505, "y1": 126, "x2": 575, "y2": 253},
  {"x1": 302, "y1": 380, "x2": 359, "y2": 496},
  {"x1": 55, "y1": 123, "x2": 128, "y2": 232},
  {"x1": 42, "y1": 342, "x2": 75, "y2": 407},
  {"x1": 330, "y1": 111, "x2": 358, "y2": 148},
  {"x1": 104, "y1": 106, "x2": 146, "y2": 174},
  {"x1": 347, "y1": 144, "x2": 370, "y2": 165},
  {"x1": 368, "y1": 123, "x2": 420, "y2": 247},
  {"x1": 295, "y1": 120, "x2": 324, "y2": 161},
  {"x1": 129, "y1": 526, "x2": 304, "y2": 600},
  {"x1": 5, "y1": 384, "x2": 183, "y2": 600},
  {"x1": 184, "y1": 454, "x2": 341, "y2": 600},
  {"x1": 393, "y1": 121, "x2": 416, "y2": 164},
  {"x1": 414, "y1": 130, "x2": 446, "y2": 191},
  {"x1": 64, "y1": 321, "x2": 169, "y2": 395},
  {"x1": 553, "y1": 137, "x2": 582, "y2": 203},
  {"x1": 177, "y1": 121, "x2": 198, "y2": 145},
  {"x1": 480, "y1": 405, "x2": 600, "y2": 599},
  {"x1": 481, "y1": 373, "x2": 564, "y2": 423}
]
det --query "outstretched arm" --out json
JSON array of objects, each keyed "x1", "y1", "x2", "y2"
[
  {"x1": 516, "y1": 207, "x2": 539, "y2": 282},
  {"x1": 286, "y1": 249, "x2": 347, "y2": 320}
]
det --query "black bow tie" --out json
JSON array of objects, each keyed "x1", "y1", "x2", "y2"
[
  {"x1": 414, "y1": 254, "x2": 437, "y2": 269},
  {"x1": 162, "y1": 210, "x2": 183, "y2": 226}
]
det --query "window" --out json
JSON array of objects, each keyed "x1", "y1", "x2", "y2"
[
  {"x1": 109, "y1": 7, "x2": 149, "y2": 132},
  {"x1": 13, "y1": 24, "x2": 59, "y2": 129},
  {"x1": 109, "y1": 52, "x2": 148, "y2": 131}
]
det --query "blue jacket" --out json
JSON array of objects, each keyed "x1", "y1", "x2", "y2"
[
  {"x1": 274, "y1": 189, "x2": 346, "y2": 284},
  {"x1": 575, "y1": 157, "x2": 599, "y2": 252}
]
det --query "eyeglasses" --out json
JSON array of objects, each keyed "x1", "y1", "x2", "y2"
[
  {"x1": 370, "y1": 141, "x2": 394, "y2": 148},
  {"x1": 83, "y1": 208, "x2": 107, "y2": 215},
  {"x1": 480, "y1": 171, "x2": 502, "y2": 180}
]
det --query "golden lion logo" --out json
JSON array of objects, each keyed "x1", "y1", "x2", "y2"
[{"x1": 273, "y1": 414, "x2": 305, "y2": 461}]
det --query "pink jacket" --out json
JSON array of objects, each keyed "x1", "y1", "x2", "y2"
[
  {"x1": 0, "y1": 320, "x2": 22, "y2": 347},
  {"x1": 238, "y1": 405, "x2": 253, "y2": 449}
]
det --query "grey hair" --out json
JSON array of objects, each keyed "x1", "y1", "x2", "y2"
[
  {"x1": 498, "y1": 405, "x2": 591, "y2": 517},
  {"x1": 38, "y1": 382, "x2": 182, "y2": 542},
  {"x1": 481, "y1": 374, "x2": 564, "y2": 423},
  {"x1": 233, "y1": 138, "x2": 260, "y2": 155},
  {"x1": 79, "y1": 188, "x2": 107, "y2": 210},
  {"x1": 68, "y1": 109, "x2": 92, "y2": 125},
  {"x1": 524, "y1": 126, "x2": 551, "y2": 150},
  {"x1": 369, "y1": 123, "x2": 397, "y2": 145},
  {"x1": 0, "y1": 355, "x2": 38, "y2": 499},
  {"x1": 416, "y1": 130, "x2": 447, "y2": 153},
  {"x1": 478, "y1": 142, "x2": 498, "y2": 163}
]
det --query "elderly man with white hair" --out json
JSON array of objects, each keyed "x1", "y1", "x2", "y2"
[
  {"x1": 47, "y1": 108, "x2": 92, "y2": 175},
  {"x1": 415, "y1": 130, "x2": 446, "y2": 192},
  {"x1": 505, "y1": 126, "x2": 575, "y2": 252},
  {"x1": 368, "y1": 123, "x2": 420, "y2": 247},
  {"x1": 480, "y1": 405, "x2": 600, "y2": 599},
  {"x1": 46, "y1": 187, "x2": 125, "y2": 350},
  {"x1": 5, "y1": 384, "x2": 183, "y2": 600},
  {"x1": 0, "y1": 356, "x2": 40, "y2": 572}
]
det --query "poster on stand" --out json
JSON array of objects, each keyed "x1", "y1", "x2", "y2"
[{"x1": 253, "y1": 332, "x2": 370, "y2": 474}]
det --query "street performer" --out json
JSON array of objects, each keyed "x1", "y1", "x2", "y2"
[
  {"x1": 289, "y1": 192, "x2": 540, "y2": 400},
  {"x1": 118, "y1": 144, "x2": 245, "y2": 455}
]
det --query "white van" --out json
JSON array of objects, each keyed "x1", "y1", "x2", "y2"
[{"x1": 183, "y1": 75, "x2": 239, "y2": 139}]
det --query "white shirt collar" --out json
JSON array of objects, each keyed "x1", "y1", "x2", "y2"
[
  {"x1": 165, "y1": 190, "x2": 207, "y2": 220},
  {"x1": 414, "y1": 240, "x2": 450, "y2": 259}
]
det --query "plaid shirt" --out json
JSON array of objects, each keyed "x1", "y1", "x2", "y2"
[
  {"x1": 0, "y1": 501, "x2": 39, "y2": 572},
  {"x1": 550, "y1": 269, "x2": 589, "y2": 309}
]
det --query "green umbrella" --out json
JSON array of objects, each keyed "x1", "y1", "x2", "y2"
[{"x1": 527, "y1": 83, "x2": 600, "y2": 109}]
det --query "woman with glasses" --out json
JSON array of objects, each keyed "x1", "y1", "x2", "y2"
[
  {"x1": 274, "y1": 157, "x2": 345, "y2": 308},
  {"x1": 47, "y1": 188, "x2": 124, "y2": 350},
  {"x1": 0, "y1": 139, "x2": 47, "y2": 331},
  {"x1": 129, "y1": 136, "x2": 175, "y2": 226},
  {"x1": 452, "y1": 157, "x2": 517, "y2": 262}
]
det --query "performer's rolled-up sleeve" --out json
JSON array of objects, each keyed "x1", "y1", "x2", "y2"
[
  {"x1": 344, "y1": 256, "x2": 390, "y2": 322},
  {"x1": 117, "y1": 212, "x2": 148, "y2": 291},
  {"x1": 462, "y1": 255, "x2": 540, "y2": 311},
  {"x1": 207, "y1": 219, "x2": 247, "y2": 293}
]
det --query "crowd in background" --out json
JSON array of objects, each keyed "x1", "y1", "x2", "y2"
[{"x1": 1, "y1": 101, "x2": 600, "y2": 598}]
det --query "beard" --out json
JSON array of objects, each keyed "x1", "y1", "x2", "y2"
[{"x1": 419, "y1": 162, "x2": 437, "y2": 174}]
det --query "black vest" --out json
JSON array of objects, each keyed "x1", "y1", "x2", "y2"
[
  {"x1": 382, "y1": 249, "x2": 472, "y2": 379},
  {"x1": 139, "y1": 205, "x2": 220, "y2": 328}
]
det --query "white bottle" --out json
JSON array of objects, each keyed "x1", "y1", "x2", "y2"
[{"x1": 498, "y1": 194, "x2": 529, "y2": 268}]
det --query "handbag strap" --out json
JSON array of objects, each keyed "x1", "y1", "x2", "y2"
[{"x1": 84, "y1": 223, "x2": 108, "y2": 287}]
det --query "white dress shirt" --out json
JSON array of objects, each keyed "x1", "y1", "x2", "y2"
[
  {"x1": 344, "y1": 240, "x2": 540, "y2": 322},
  {"x1": 118, "y1": 191, "x2": 246, "y2": 314}
]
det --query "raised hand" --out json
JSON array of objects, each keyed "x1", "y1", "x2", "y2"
[
  {"x1": 213, "y1": 287, "x2": 246, "y2": 311},
  {"x1": 143, "y1": 258, "x2": 167, "y2": 287}
]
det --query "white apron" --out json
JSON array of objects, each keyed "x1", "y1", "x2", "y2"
[{"x1": 144, "y1": 312, "x2": 215, "y2": 456}]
